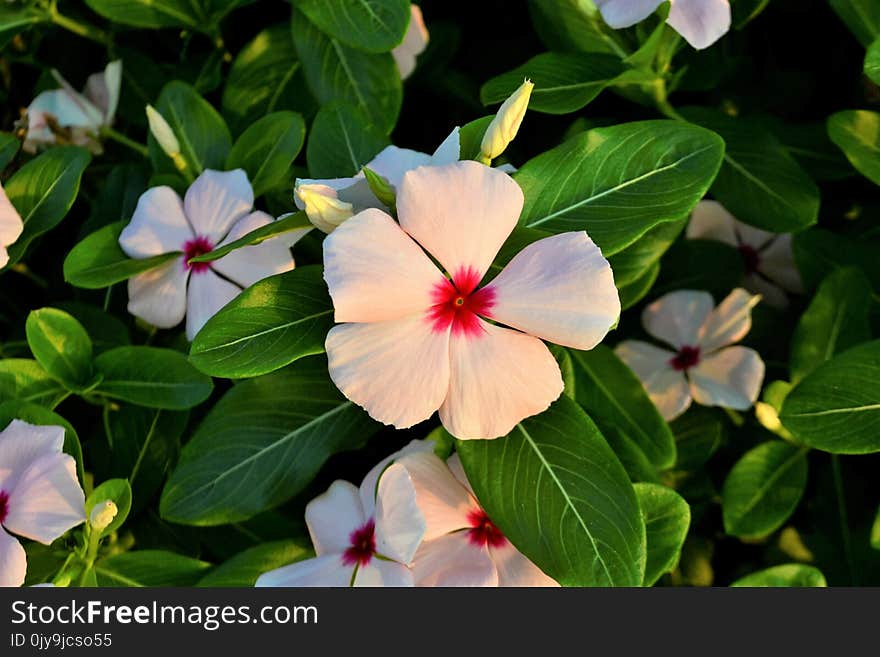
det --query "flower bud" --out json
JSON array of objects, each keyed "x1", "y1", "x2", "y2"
[
  {"x1": 295, "y1": 184, "x2": 355, "y2": 234},
  {"x1": 480, "y1": 78, "x2": 533, "y2": 162},
  {"x1": 89, "y1": 500, "x2": 118, "y2": 533},
  {"x1": 145, "y1": 105, "x2": 187, "y2": 171}
]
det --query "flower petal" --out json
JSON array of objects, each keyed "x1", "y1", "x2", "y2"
[
  {"x1": 758, "y1": 234, "x2": 803, "y2": 294},
  {"x1": 689, "y1": 346, "x2": 764, "y2": 411},
  {"x1": 392, "y1": 3, "x2": 429, "y2": 79},
  {"x1": 0, "y1": 185, "x2": 24, "y2": 249},
  {"x1": 83, "y1": 60, "x2": 122, "y2": 122},
  {"x1": 305, "y1": 480, "x2": 365, "y2": 556},
  {"x1": 185, "y1": 269, "x2": 241, "y2": 341},
  {"x1": 323, "y1": 208, "x2": 444, "y2": 322},
  {"x1": 411, "y1": 533, "x2": 498, "y2": 587},
  {"x1": 4, "y1": 452, "x2": 85, "y2": 544},
  {"x1": 326, "y1": 315, "x2": 451, "y2": 429},
  {"x1": 370, "y1": 463, "x2": 426, "y2": 564},
  {"x1": 126, "y1": 258, "x2": 188, "y2": 330},
  {"x1": 398, "y1": 450, "x2": 475, "y2": 540},
  {"x1": 0, "y1": 420, "x2": 65, "y2": 487},
  {"x1": 295, "y1": 177, "x2": 381, "y2": 213},
  {"x1": 615, "y1": 340, "x2": 692, "y2": 421},
  {"x1": 119, "y1": 186, "x2": 191, "y2": 258},
  {"x1": 642, "y1": 290, "x2": 714, "y2": 349},
  {"x1": 595, "y1": 0, "x2": 665, "y2": 28},
  {"x1": 211, "y1": 211, "x2": 299, "y2": 288},
  {"x1": 485, "y1": 232, "x2": 620, "y2": 349},
  {"x1": 355, "y1": 559, "x2": 414, "y2": 587},
  {"x1": 490, "y1": 542, "x2": 559, "y2": 587},
  {"x1": 397, "y1": 161, "x2": 523, "y2": 283},
  {"x1": 366, "y1": 146, "x2": 434, "y2": 190},
  {"x1": 667, "y1": 0, "x2": 731, "y2": 50},
  {"x1": 439, "y1": 321, "x2": 564, "y2": 440},
  {"x1": 431, "y1": 127, "x2": 460, "y2": 164},
  {"x1": 255, "y1": 554, "x2": 352, "y2": 587},
  {"x1": 27, "y1": 87, "x2": 102, "y2": 131},
  {"x1": 697, "y1": 288, "x2": 759, "y2": 353},
  {"x1": 0, "y1": 528, "x2": 26, "y2": 587},
  {"x1": 685, "y1": 200, "x2": 738, "y2": 246},
  {"x1": 183, "y1": 169, "x2": 254, "y2": 242},
  {"x1": 446, "y1": 453, "x2": 475, "y2": 496},
  {"x1": 357, "y1": 440, "x2": 437, "y2": 519}
]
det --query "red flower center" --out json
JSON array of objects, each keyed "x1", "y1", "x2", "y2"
[
  {"x1": 466, "y1": 508, "x2": 507, "y2": 548},
  {"x1": 0, "y1": 490, "x2": 9, "y2": 524},
  {"x1": 342, "y1": 519, "x2": 376, "y2": 567},
  {"x1": 738, "y1": 244, "x2": 761, "y2": 275},
  {"x1": 183, "y1": 236, "x2": 214, "y2": 273},
  {"x1": 670, "y1": 345, "x2": 701, "y2": 372},
  {"x1": 429, "y1": 266, "x2": 496, "y2": 338}
]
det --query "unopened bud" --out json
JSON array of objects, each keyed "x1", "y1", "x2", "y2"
[
  {"x1": 145, "y1": 105, "x2": 185, "y2": 170},
  {"x1": 89, "y1": 500, "x2": 118, "y2": 533},
  {"x1": 480, "y1": 79, "x2": 533, "y2": 162},
  {"x1": 295, "y1": 184, "x2": 354, "y2": 233}
]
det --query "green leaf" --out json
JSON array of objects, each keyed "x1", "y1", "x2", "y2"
[
  {"x1": 730, "y1": 564, "x2": 827, "y2": 587},
  {"x1": 198, "y1": 540, "x2": 312, "y2": 587},
  {"x1": 721, "y1": 441, "x2": 809, "y2": 539},
  {"x1": 866, "y1": 38, "x2": 880, "y2": 84},
  {"x1": 292, "y1": 8, "x2": 402, "y2": 134},
  {"x1": 829, "y1": 0, "x2": 880, "y2": 45},
  {"x1": 570, "y1": 345, "x2": 677, "y2": 470},
  {"x1": 86, "y1": 478, "x2": 132, "y2": 539},
  {"x1": 190, "y1": 266, "x2": 333, "y2": 378},
  {"x1": 827, "y1": 110, "x2": 880, "y2": 186},
  {"x1": 0, "y1": 7, "x2": 44, "y2": 37},
  {"x1": 4, "y1": 146, "x2": 91, "y2": 265},
  {"x1": 608, "y1": 219, "x2": 684, "y2": 288},
  {"x1": 871, "y1": 506, "x2": 880, "y2": 550},
  {"x1": 64, "y1": 222, "x2": 180, "y2": 290},
  {"x1": 25, "y1": 308, "x2": 95, "y2": 390},
  {"x1": 0, "y1": 359, "x2": 68, "y2": 408},
  {"x1": 653, "y1": 239, "x2": 744, "y2": 299},
  {"x1": 780, "y1": 340, "x2": 880, "y2": 454},
  {"x1": 0, "y1": 132, "x2": 20, "y2": 170},
  {"x1": 515, "y1": 120, "x2": 724, "y2": 256},
  {"x1": 681, "y1": 108, "x2": 819, "y2": 233},
  {"x1": 83, "y1": 0, "x2": 203, "y2": 30},
  {"x1": 789, "y1": 267, "x2": 872, "y2": 384},
  {"x1": 226, "y1": 112, "x2": 305, "y2": 196},
  {"x1": 306, "y1": 101, "x2": 390, "y2": 177},
  {"x1": 82, "y1": 163, "x2": 149, "y2": 234},
  {"x1": 671, "y1": 407, "x2": 724, "y2": 471},
  {"x1": 297, "y1": 0, "x2": 411, "y2": 53},
  {"x1": 456, "y1": 396, "x2": 645, "y2": 587},
  {"x1": 160, "y1": 357, "x2": 378, "y2": 525},
  {"x1": 618, "y1": 261, "x2": 659, "y2": 311},
  {"x1": 149, "y1": 81, "x2": 232, "y2": 175},
  {"x1": 635, "y1": 483, "x2": 691, "y2": 586},
  {"x1": 0, "y1": 401, "x2": 84, "y2": 484},
  {"x1": 189, "y1": 212, "x2": 310, "y2": 265},
  {"x1": 96, "y1": 551, "x2": 212, "y2": 586},
  {"x1": 458, "y1": 115, "x2": 493, "y2": 161},
  {"x1": 480, "y1": 52, "x2": 625, "y2": 114},
  {"x1": 527, "y1": 0, "x2": 626, "y2": 56},
  {"x1": 94, "y1": 346, "x2": 214, "y2": 410},
  {"x1": 55, "y1": 302, "x2": 130, "y2": 355},
  {"x1": 793, "y1": 227, "x2": 880, "y2": 292}
]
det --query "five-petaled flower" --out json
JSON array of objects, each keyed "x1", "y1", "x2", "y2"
[
  {"x1": 0, "y1": 420, "x2": 86, "y2": 587},
  {"x1": 255, "y1": 459, "x2": 425, "y2": 587},
  {"x1": 686, "y1": 200, "x2": 803, "y2": 308},
  {"x1": 595, "y1": 0, "x2": 731, "y2": 50},
  {"x1": 0, "y1": 184, "x2": 23, "y2": 270},
  {"x1": 393, "y1": 4, "x2": 429, "y2": 80},
  {"x1": 615, "y1": 288, "x2": 765, "y2": 421},
  {"x1": 24, "y1": 61, "x2": 122, "y2": 154},
  {"x1": 119, "y1": 169, "x2": 308, "y2": 340},
  {"x1": 322, "y1": 161, "x2": 620, "y2": 440}
]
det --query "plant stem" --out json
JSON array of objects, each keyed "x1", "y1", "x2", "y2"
[
  {"x1": 831, "y1": 454, "x2": 858, "y2": 585},
  {"x1": 47, "y1": 4, "x2": 110, "y2": 46},
  {"x1": 100, "y1": 127, "x2": 149, "y2": 157}
]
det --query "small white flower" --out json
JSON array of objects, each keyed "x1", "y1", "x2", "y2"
[
  {"x1": 687, "y1": 200, "x2": 803, "y2": 308},
  {"x1": 616, "y1": 288, "x2": 765, "y2": 421},
  {"x1": 295, "y1": 184, "x2": 355, "y2": 234},
  {"x1": 393, "y1": 3, "x2": 429, "y2": 80},
  {"x1": 0, "y1": 183, "x2": 23, "y2": 270},
  {"x1": 119, "y1": 169, "x2": 309, "y2": 340},
  {"x1": 595, "y1": 0, "x2": 731, "y2": 50},
  {"x1": 24, "y1": 60, "x2": 122, "y2": 154}
]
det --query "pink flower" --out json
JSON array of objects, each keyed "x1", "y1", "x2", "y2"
[
  {"x1": 399, "y1": 447, "x2": 558, "y2": 586},
  {"x1": 0, "y1": 420, "x2": 86, "y2": 587},
  {"x1": 119, "y1": 169, "x2": 308, "y2": 340},
  {"x1": 687, "y1": 200, "x2": 803, "y2": 308},
  {"x1": 393, "y1": 4, "x2": 429, "y2": 80},
  {"x1": 615, "y1": 288, "x2": 765, "y2": 421},
  {"x1": 255, "y1": 460, "x2": 426, "y2": 587},
  {"x1": 595, "y1": 0, "x2": 731, "y2": 50},
  {"x1": 0, "y1": 184, "x2": 24, "y2": 270},
  {"x1": 322, "y1": 161, "x2": 620, "y2": 440}
]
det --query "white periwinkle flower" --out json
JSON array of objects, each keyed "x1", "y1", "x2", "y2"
[
  {"x1": 393, "y1": 3, "x2": 429, "y2": 80},
  {"x1": 0, "y1": 183, "x2": 23, "y2": 270},
  {"x1": 595, "y1": 0, "x2": 731, "y2": 50}
]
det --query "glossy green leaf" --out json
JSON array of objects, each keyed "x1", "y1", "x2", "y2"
[
  {"x1": 297, "y1": 0, "x2": 411, "y2": 53},
  {"x1": 671, "y1": 407, "x2": 724, "y2": 471},
  {"x1": 827, "y1": 110, "x2": 880, "y2": 186},
  {"x1": 226, "y1": 112, "x2": 305, "y2": 196},
  {"x1": 96, "y1": 551, "x2": 212, "y2": 586},
  {"x1": 871, "y1": 506, "x2": 880, "y2": 550},
  {"x1": 617, "y1": 261, "x2": 660, "y2": 311},
  {"x1": 793, "y1": 228, "x2": 880, "y2": 292},
  {"x1": 306, "y1": 101, "x2": 389, "y2": 178},
  {"x1": 0, "y1": 132, "x2": 20, "y2": 169},
  {"x1": 866, "y1": 38, "x2": 880, "y2": 84},
  {"x1": 83, "y1": 0, "x2": 203, "y2": 29},
  {"x1": 829, "y1": 0, "x2": 880, "y2": 45},
  {"x1": 85, "y1": 478, "x2": 132, "y2": 538},
  {"x1": 635, "y1": 483, "x2": 691, "y2": 586},
  {"x1": 188, "y1": 212, "x2": 310, "y2": 264},
  {"x1": 527, "y1": 0, "x2": 626, "y2": 55},
  {"x1": 731, "y1": 564, "x2": 827, "y2": 587},
  {"x1": 0, "y1": 359, "x2": 68, "y2": 408},
  {"x1": 198, "y1": 540, "x2": 312, "y2": 587},
  {"x1": 25, "y1": 308, "x2": 95, "y2": 390},
  {"x1": 608, "y1": 219, "x2": 684, "y2": 288}
]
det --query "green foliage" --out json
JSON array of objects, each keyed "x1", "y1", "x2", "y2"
[{"x1": 635, "y1": 483, "x2": 690, "y2": 586}]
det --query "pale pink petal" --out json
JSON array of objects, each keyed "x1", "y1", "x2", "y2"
[
  {"x1": 485, "y1": 232, "x2": 620, "y2": 350},
  {"x1": 446, "y1": 453, "x2": 475, "y2": 497},
  {"x1": 667, "y1": 0, "x2": 731, "y2": 50},
  {"x1": 295, "y1": 177, "x2": 381, "y2": 212},
  {"x1": 615, "y1": 340, "x2": 692, "y2": 421},
  {"x1": 27, "y1": 87, "x2": 102, "y2": 132},
  {"x1": 183, "y1": 169, "x2": 254, "y2": 243},
  {"x1": 323, "y1": 209, "x2": 444, "y2": 323},
  {"x1": 744, "y1": 273, "x2": 789, "y2": 310},
  {"x1": 255, "y1": 554, "x2": 352, "y2": 587},
  {"x1": 685, "y1": 200, "x2": 738, "y2": 246},
  {"x1": 490, "y1": 542, "x2": 559, "y2": 587},
  {"x1": 0, "y1": 528, "x2": 26, "y2": 587},
  {"x1": 642, "y1": 290, "x2": 714, "y2": 349},
  {"x1": 0, "y1": 185, "x2": 23, "y2": 250},
  {"x1": 357, "y1": 439, "x2": 437, "y2": 518},
  {"x1": 211, "y1": 211, "x2": 298, "y2": 288},
  {"x1": 411, "y1": 533, "x2": 498, "y2": 587},
  {"x1": 595, "y1": 0, "x2": 665, "y2": 27},
  {"x1": 366, "y1": 146, "x2": 434, "y2": 190},
  {"x1": 0, "y1": 421, "x2": 65, "y2": 490},
  {"x1": 697, "y1": 288, "x2": 759, "y2": 353},
  {"x1": 397, "y1": 161, "x2": 523, "y2": 283},
  {"x1": 392, "y1": 4, "x2": 429, "y2": 80},
  {"x1": 119, "y1": 187, "x2": 192, "y2": 258},
  {"x1": 689, "y1": 346, "x2": 764, "y2": 411},
  {"x1": 397, "y1": 450, "x2": 475, "y2": 540},
  {"x1": 326, "y1": 315, "x2": 451, "y2": 429},
  {"x1": 758, "y1": 234, "x2": 803, "y2": 294},
  {"x1": 369, "y1": 463, "x2": 425, "y2": 564},
  {"x1": 4, "y1": 453, "x2": 85, "y2": 544},
  {"x1": 431, "y1": 128, "x2": 460, "y2": 164},
  {"x1": 0, "y1": 247, "x2": 8, "y2": 269},
  {"x1": 83, "y1": 60, "x2": 122, "y2": 123},
  {"x1": 439, "y1": 321, "x2": 564, "y2": 440},
  {"x1": 185, "y1": 269, "x2": 241, "y2": 341},
  {"x1": 127, "y1": 258, "x2": 188, "y2": 330},
  {"x1": 304, "y1": 480, "x2": 365, "y2": 556},
  {"x1": 355, "y1": 559, "x2": 414, "y2": 587}
]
